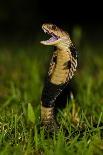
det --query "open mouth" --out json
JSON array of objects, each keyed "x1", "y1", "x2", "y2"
[{"x1": 41, "y1": 28, "x2": 60, "y2": 45}]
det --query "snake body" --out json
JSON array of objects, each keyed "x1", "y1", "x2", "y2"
[{"x1": 40, "y1": 24, "x2": 78, "y2": 130}]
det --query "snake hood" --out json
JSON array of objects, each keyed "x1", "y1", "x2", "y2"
[
  {"x1": 40, "y1": 23, "x2": 78, "y2": 131},
  {"x1": 41, "y1": 23, "x2": 72, "y2": 49}
]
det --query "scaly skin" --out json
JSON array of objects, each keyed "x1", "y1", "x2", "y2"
[{"x1": 40, "y1": 24, "x2": 78, "y2": 131}]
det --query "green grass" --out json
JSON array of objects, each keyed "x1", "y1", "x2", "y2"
[{"x1": 0, "y1": 35, "x2": 103, "y2": 155}]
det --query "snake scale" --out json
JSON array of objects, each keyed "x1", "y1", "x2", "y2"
[{"x1": 40, "y1": 23, "x2": 78, "y2": 131}]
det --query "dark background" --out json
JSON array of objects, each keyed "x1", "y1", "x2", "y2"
[{"x1": 0, "y1": 0, "x2": 103, "y2": 41}]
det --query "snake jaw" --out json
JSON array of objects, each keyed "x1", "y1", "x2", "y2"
[
  {"x1": 41, "y1": 27, "x2": 61, "y2": 45},
  {"x1": 40, "y1": 24, "x2": 71, "y2": 48}
]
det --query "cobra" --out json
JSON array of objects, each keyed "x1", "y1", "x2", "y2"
[{"x1": 40, "y1": 23, "x2": 78, "y2": 131}]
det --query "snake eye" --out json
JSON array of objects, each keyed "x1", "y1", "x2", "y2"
[{"x1": 52, "y1": 25, "x2": 56, "y2": 30}]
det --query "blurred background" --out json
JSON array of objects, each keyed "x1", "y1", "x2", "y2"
[
  {"x1": 0, "y1": 0, "x2": 103, "y2": 110},
  {"x1": 0, "y1": 0, "x2": 103, "y2": 42},
  {"x1": 0, "y1": 1, "x2": 103, "y2": 153}
]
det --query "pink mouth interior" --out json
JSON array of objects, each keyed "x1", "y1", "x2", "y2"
[
  {"x1": 46, "y1": 36, "x2": 58, "y2": 43},
  {"x1": 41, "y1": 28, "x2": 59, "y2": 44}
]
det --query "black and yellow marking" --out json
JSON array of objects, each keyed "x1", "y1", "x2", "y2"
[{"x1": 40, "y1": 24, "x2": 78, "y2": 130}]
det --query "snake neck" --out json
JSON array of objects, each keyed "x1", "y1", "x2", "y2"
[{"x1": 50, "y1": 49, "x2": 71, "y2": 85}]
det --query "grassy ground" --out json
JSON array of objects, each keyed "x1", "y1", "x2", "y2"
[{"x1": 0, "y1": 33, "x2": 103, "y2": 155}]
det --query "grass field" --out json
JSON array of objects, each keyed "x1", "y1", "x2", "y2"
[{"x1": 0, "y1": 32, "x2": 103, "y2": 155}]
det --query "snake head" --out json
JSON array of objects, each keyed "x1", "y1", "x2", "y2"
[{"x1": 41, "y1": 23, "x2": 72, "y2": 48}]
